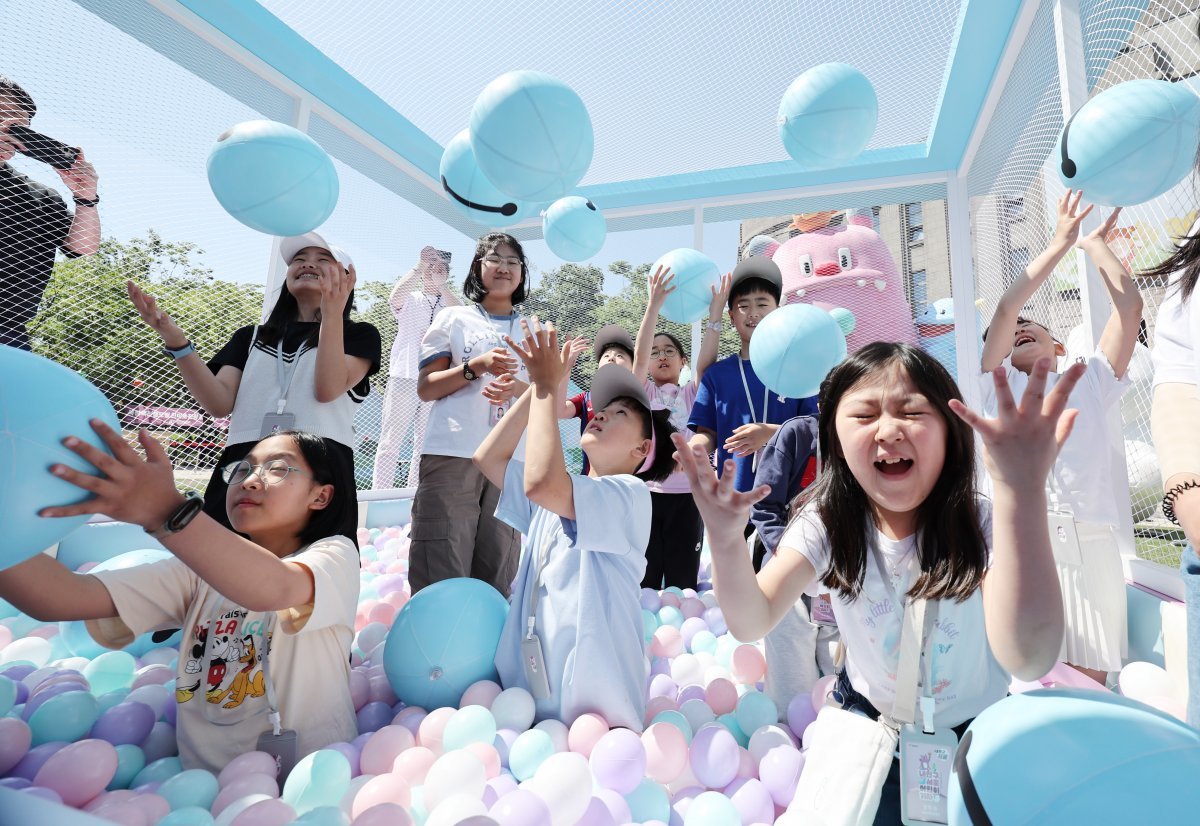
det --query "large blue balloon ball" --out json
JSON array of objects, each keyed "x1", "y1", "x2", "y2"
[
  {"x1": 543, "y1": 196, "x2": 606, "y2": 261},
  {"x1": 778, "y1": 63, "x2": 878, "y2": 169},
  {"x1": 1057, "y1": 78, "x2": 1200, "y2": 207},
  {"x1": 949, "y1": 689, "x2": 1200, "y2": 825},
  {"x1": 651, "y1": 249, "x2": 722, "y2": 325},
  {"x1": 749, "y1": 304, "x2": 847, "y2": 399},
  {"x1": 0, "y1": 347, "x2": 121, "y2": 570},
  {"x1": 207, "y1": 120, "x2": 339, "y2": 236},
  {"x1": 470, "y1": 71, "x2": 594, "y2": 201},
  {"x1": 382, "y1": 577, "x2": 509, "y2": 709},
  {"x1": 440, "y1": 129, "x2": 533, "y2": 228}
]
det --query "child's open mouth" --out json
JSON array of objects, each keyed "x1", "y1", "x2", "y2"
[{"x1": 874, "y1": 457, "x2": 913, "y2": 476}]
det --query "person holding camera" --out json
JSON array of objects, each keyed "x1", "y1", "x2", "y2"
[{"x1": 0, "y1": 76, "x2": 101, "y2": 350}]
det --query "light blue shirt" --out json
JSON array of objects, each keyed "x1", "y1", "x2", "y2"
[{"x1": 494, "y1": 461, "x2": 651, "y2": 731}]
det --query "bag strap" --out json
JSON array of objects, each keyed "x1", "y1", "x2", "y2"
[{"x1": 869, "y1": 540, "x2": 937, "y2": 731}]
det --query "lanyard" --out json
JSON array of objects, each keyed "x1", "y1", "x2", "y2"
[
  {"x1": 274, "y1": 334, "x2": 301, "y2": 416},
  {"x1": 737, "y1": 358, "x2": 770, "y2": 470},
  {"x1": 474, "y1": 303, "x2": 518, "y2": 346},
  {"x1": 526, "y1": 537, "x2": 551, "y2": 640},
  {"x1": 870, "y1": 539, "x2": 938, "y2": 733}
]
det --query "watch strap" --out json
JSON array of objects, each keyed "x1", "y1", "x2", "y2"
[
  {"x1": 164, "y1": 341, "x2": 195, "y2": 359},
  {"x1": 148, "y1": 491, "x2": 205, "y2": 539},
  {"x1": 463, "y1": 360, "x2": 478, "y2": 381},
  {"x1": 72, "y1": 194, "x2": 100, "y2": 207}
]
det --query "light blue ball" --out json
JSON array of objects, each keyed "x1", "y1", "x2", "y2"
[
  {"x1": 716, "y1": 712, "x2": 749, "y2": 748},
  {"x1": 508, "y1": 728, "x2": 555, "y2": 781},
  {"x1": 158, "y1": 768, "x2": 220, "y2": 811},
  {"x1": 749, "y1": 303, "x2": 847, "y2": 399},
  {"x1": 778, "y1": 63, "x2": 878, "y2": 169},
  {"x1": 948, "y1": 689, "x2": 1200, "y2": 825},
  {"x1": 282, "y1": 749, "x2": 352, "y2": 816},
  {"x1": 470, "y1": 71, "x2": 594, "y2": 201},
  {"x1": 158, "y1": 807, "x2": 215, "y2": 826},
  {"x1": 1057, "y1": 78, "x2": 1200, "y2": 206},
  {"x1": 651, "y1": 249, "x2": 722, "y2": 324},
  {"x1": 624, "y1": 778, "x2": 670, "y2": 824},
  {"x1": 0, "y1": 346, "x2": 122, "y2": 570},
  {"x1": 131, "y1": 755, "x2": 183, "y2": 788},
  {"x1": 206, "y1": 120, "x2": 339, "y2": 235},
  {"x1": 0, "y1": 676, "x2": 16, "y2": 717},
  {"x1": 641, "y1": 609, "x2": 660, "y2": 643},
  {"x1": 734, "y1": 690, "x2": 778, "y2": 737},
  {"x1": 289, "y1": 806, "x2": 351, "y2": 826},
  {"x1": 443, "y1": 704, "x2": 498, "y2": 751},
  {"x1": 55, "y1": 521, "x2": 166, "y2": 571},
  {"x1": 382, "y1": 577, "x2": 508, "y2": 709},
  {"x1": 689, "y1": 630, "x2": 718, "y2": 656},
  {"x1": 439, "y1": 129, "x2": 533, "y2": 228},
  {"x1": 657, "y1": 605, "x2": 684, "y2": 629},
  {"x1": 107, "y1": 743, "x2": 146, "y2": 790},
  {"x1": 543, "y1": 196, "x2": 606, "y2": 261},
  {"x1": 27, "y1": 689, "x2": 98, "y2": 746},
  {"x1": 684, "y1": 790, "x2": 742, "y2": 826}
]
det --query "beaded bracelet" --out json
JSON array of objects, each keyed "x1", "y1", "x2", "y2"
[{"x1": 1162, "y1": 479, "x2": 1200, "y2": 525}]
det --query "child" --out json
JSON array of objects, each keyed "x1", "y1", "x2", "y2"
[
  {"x1": 688, "y1": 257, "x2": 818, "y2": 507},
  {"x1": 127, "y1": 232, "x2": 381, "y2": 539},
  {"x1": 980, "y1": 191, "x2": 1142, "y2": 680},
  {"x1": 559, "y1": 323, "x2": 637, "y2": 475},
  {"x1": 675, "y1": 342, "x2": 1084, "y2": 823},
  {"x1": 475, "y1": 321, "x2": 677, "y2": 731},
  {"x1": 634, "y1": 267, "x2": 727, "y2": 588},
  {"x1": 0, "y1": 426, "x2": 360, "y2": 775},
  {"x1": 409, "y1": 232, "x2": 530, "y2": 596},
  {"x1": 371, "y1": 246, "x2": 458, "y2": 489}
]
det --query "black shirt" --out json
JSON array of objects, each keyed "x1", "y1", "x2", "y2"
[{"x1": 0, "y1": 163, "x2": 76, "y2": 328}]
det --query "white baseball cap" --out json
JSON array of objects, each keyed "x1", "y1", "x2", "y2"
[{"x1": 279, "y1": 232, "x2": 353, "y2": 270}]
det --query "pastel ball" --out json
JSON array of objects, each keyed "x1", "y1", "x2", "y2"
[
  {"x1": 778, "y1": 63, "x2": 878, "y2": 169},
  {"x1": 470, "y1": 70, "x2": 594, "y2": 201},
  {"x1": 206, "y1": 120, "x2": 339, "y2": 235},
  {"x1": 440, "y1": 129, "x2": 532, "y2": 228},
  {"x1": 1057, "y1": 78, "x2": 1200, "y2": 207},
  {"x1": 543, "y1": 196, "x2": 607, "y2": 261},
  {"x1": 948, "y1": 689, "x2": 1200, "y2": 824},
  {"x1": 749, "y1": 303, "x2": 847, "y2": 399},
  {"x1": 651, "y1": 249, "x2": 722, "y2": 325},
  {"x1": 382, "y1": 577, "x2": 508, "y2": 710},
  {"x1": 0, "y1": 347, "x2": 122, "y2": 569}
]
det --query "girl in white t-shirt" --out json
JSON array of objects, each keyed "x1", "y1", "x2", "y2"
[
  {"x1": 674, "y1": 342, "x2": 1084, "y2": 824},
  {"x1": 474, "y1": 321, "x2": 678, "y2": 730},
  {"x1": 409, "y1": 232, "x2": 530, "y2": 597},
  {"x1": 0, "y1": 427, "x2": 360, "y2": 774},
  {"x1": 371, "y1": 246, "x2": 458, "y2": 489},
  {"x1": 631, "y1": 267, "x2": 727, "y2": 588}
]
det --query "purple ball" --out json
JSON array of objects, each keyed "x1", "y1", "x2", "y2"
[
  {"x1": 589, "y1": 728, "x2": 646, "y2": 795},
  {"x1": 576, "y1": 794, "x2": 618, "y2": 826},
  {"x1": 1, "y1": 665, "x2": 37, "y2": 682},
  {"x1": 162, "y1": 698, "x2": 177, "y2": 726},
  {"x1": 0, "y1": 778, "x2": 32, "y2": 790},
  {"x1": 679, "y1": 617, "x2": 709, "y2": 648},
  {"x1": 677, "y1": 685, "x2": 707, "y2": 705},
  {"x1": 91, "y1": 701, "x2": 156, "y2": 746},
  {"x1": 356, "y1": 701, "x2": 393, "y2": 734},
  {"x1": 648, "y1": 674, "x2": 677, "y2": 701},
  {"x1": 10, "y1": 741, "x2": 68, "y2": 780},
  {"x1": 325, "y1": 741, "x2": 361, "y2": 777},
  {"x1": 758, "y1": 744, "x2": 804, "y2": 806},
  {"x1": 650, "y1": 657, "x2": 671, "y2": 678},
  {"x1": 30, "y1": 671, "x2": 89, "y2": 695},
  {"x1": 689, "y1": 724, "x2": 740, "y2": 789},
  {"x1": 639, "y1": 589, "x2": 662, "y2": 613},
  {"x1": 701, "y1": 607, "x2": 726, "y2": 636},
  {"x1": 482, "y1": 774, "x2": 518, "y2": 808},
  {"x1": 397, "y1": 710, "x2": 426, "y2": 737},
  {"x1": 139, "y1": 721, "x2": 178, "y2": 763},
  {"x1": 786, "y1": 693, "x2": 818, "y2": 739},
  {"x1": 724, "y1": 777, "x2": 775, "y2": 825},
  {"x1": 21, "y1": 682, "x2": 81, "y2": 720},
  {"x1": 352, "y1": 731, "x2": 373, "y2": 751}
]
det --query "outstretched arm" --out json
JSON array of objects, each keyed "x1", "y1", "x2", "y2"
[
  {"x1": 694, "y1": 273, "x2": 732, "y2": 386},
  {"x1": 0, "y1": 553, "x2": 117, "y2": 622},
  {"x1": 474, "y1": 388, "x2": 533, "y2": 489},
  {"x1": 981, "y1": 190, "x2": 1092, "y2": 372},
  {"x1": 1078, "y1": 208, "x2": 1143, "y2": 378},
  {"x1": 634, "y1": 266, "x2": 674, "y2": 378}
]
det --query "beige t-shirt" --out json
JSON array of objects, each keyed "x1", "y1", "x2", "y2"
[{"x1": 86, "y1": 536, "x2": 359, "y2": 773}]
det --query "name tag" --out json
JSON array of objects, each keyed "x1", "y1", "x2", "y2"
[{"x1": 899, "y1": 723, "x2": 958, "y2": 825}]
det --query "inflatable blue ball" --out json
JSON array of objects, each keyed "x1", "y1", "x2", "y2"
[
  {"x1": 949, "y1": 689, "x2": 1200, "y2": 825},
  {"x1": 1057, "y1": 78, "x2": 1200, "y2": 206},
  {"x1": 749, "y1": 304, "x2": 847, "y2": 399},
  {"x1": 440, "y1": 129, "x2": 533, "y2": 228},
  {"x1": 778, "y1": 63, "x2": 878, "y2": 169},
  {"x1": 470, "y1": 71, "x2": 594, "y2": 201},
  {"x1": 651, "y1": 249, "x2": 722, "y2": 325},
  {"x1": 0, "y1": 347, "x2": 122, "y2": 570},
  {"x1": 542, "y1": 196, "x2": 607, "y2": 261},
  {"x1": 206, "y1": 120, "x2": 339, "y2": 235},
  {"x1": 382, "y1": 577, "x2": 509, "y2": 709}
]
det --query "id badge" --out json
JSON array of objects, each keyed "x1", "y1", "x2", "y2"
[
  {"x1": 489, "y1": 403, "x2": 508, "y2": 427},
  {"x1": 256, "y1": 728, "x2": 299, "y2": 781},
  {"x1": 811, "y1": 594, "x2": 838, "y2": 627},
  {"x1": 1048, "y1": 510, "x2": 1084, "y2": 567},
  {"x1": 521, "y1": 633, "x2": 552, "y2": 700},
  {"x1": 899, "y1": 724, "x2": 958, "y2": 825},
  {"x1": 259, "y1": 412, "x2": 296, "y2": 438}
]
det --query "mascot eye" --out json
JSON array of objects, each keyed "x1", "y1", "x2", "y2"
[
  {"x1": 837, "y1": 247, "x2": 853, "y2": 270},
  {"x1": 798, "y1": 254, "x2": 814, "y2": 277}
]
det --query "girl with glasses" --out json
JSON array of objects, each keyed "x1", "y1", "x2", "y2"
[
  {"x1": 409, "y1": 232, "x2": 531, "y2": 597},
  {"x1": 0, "y1": 427, "x2": 360, "y2": 774}
]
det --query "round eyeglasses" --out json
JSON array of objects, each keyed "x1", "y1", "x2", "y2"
[{"x1": 220, "y1": 459, "x2": 309, "y2": 486}]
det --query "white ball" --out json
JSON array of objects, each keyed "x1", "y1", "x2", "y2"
[
  {"x1": 491, "y1": 686, "x2": 536, "y2": 732},
  {"x1": 424, "y1": 750, "x2": 486, "y2": 811},
  {"x1": 524, "y1": 752, "x2": 594, "y2": 826},
  {"x1": 748, "y1": 724, "x2": 795, "y2": 763},
  {"x1": 425, "y1": 793, "x2": 488, "y2": 826},
  {"x1": 533, "y1": 718, "x2": 570, "y2": 752}
]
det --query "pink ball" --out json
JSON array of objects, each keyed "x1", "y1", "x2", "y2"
[
  {"x1": 360, "y1": 725, "x2": 416, "y2": 775},
  {"x1": 219, "y1": 751, "x2": 280, "y2": 785},
  {"x1": 567, "y1": 713, "x2": 610, "y2": 758},
  {"x1": 383, "y1": 591, "x2": 409, "y2": 611},
  {"x1": 810, "y1": 675, "x2": 836, "y2": 710},
  {"x1": 460, "y1": 680, "x2": 503, "y2": 709},
  {"x1": 393, "y1": 746, "x2": 437, "y2": 785},
  {"x1": 33, "y1": 738, "x2": 118, "y2": 807},
  {"x1": 650, "y1": 626, "x2": 683, "y2": 659},
  {"x1": 689, "y1": 724, "x2": 740, "y2": 789},
  {"x1": 786, "y1": 693, "x2": 817, "y2": 739},
  {"x1": 679, "y1": 598, "x2": 705, "y2": 619},
  {"x1": 643, "y1": 695, "x2": 679, "y2": 726},
  {"x1": 589, "y1": 728, "x2": 646, "y2": 795},
  {"x1": 641, "y1": 722, "x2": 688, "y2": 785},
  {"x1": 417, "y1": 707, "x2": 456, "y2": 754},
  {"x1": 126, "y1": 792, "x2": 169, "y2": 824},
  {"x1": 351, "y1": 772, "x2": 412, "y2": 818},
  {"x1": 0, "y1": 717, "x2": 32, "y2": 775},
  {"x1": 349, "y1": 670, "x2": 370, "y2": 711},
  {"x1": 660, "y1": 592, "x2": 682, "y2": 609},
  {"x1": 737, "y1": 747, "x2": 757, "y2": 778},
  {"x1": 705, "y1": 678, "x2": 739, "y2": 715},
  {"x1": 353, "y1": 802, "x2": 415, "y2": 826},
  {"x1": 212, "y1": 773, "x2": 280, "y2": 816},
  {"x1": 465, "y1": 742, "x2": 501, "y2": 779},
  {"x1": 230, "y1": 797, "x2": 295, "y2": 826},
  {"x1": 367, "y1": 603, "x2": 396, "y2": 627},
  {"x1": 730, "y1": 645, "x2": 767, "y2": 685}
]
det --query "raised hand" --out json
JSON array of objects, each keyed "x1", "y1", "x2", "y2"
[
  {"x1": 58, "y1": 148, "x2": 99, "y2": 201},
  {"x1": 320, "y1": 261, "x2": 356, "y2": 319},
  {"x1": 504, "y1": 316, "x2": 564, "y2": 388},
  {"x1": 1078, "y1": 207, "x2": 1122, "y2": 251},
  {"x1": 672, "y1": 433, "x2": 770, "y2": 548},
  {"x1": 949, "y1": 357, "x2": 1085, "y2": 489},
  {"x1": 561, "y1": 335, "x2": 590, "y2": 373},
  {"x1": 647, "y1": 266, "x2": 676, "y2": 308},
  {"x1": 481, "y1": 373, "x2": 525, "y2": 405},
  {"x1": 127, "y1": 280, "x2": 188, "y2": 348},
  {"x1": 709, "y1": 272, "x2": 733, "y2": 321},
  {"x1": 1053, "y1": 189, "x2": 1094, "y2": 248}
]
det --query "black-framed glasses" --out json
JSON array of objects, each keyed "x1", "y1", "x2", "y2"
[
  {"x1": 220, "y1": 459, "x2": 309, "y2": 486},
  {"x1": 650, "y1": 347, "x2": 680, "y2": 358},
  {"x1": 482, "y1": 254, "x2": 522, "y2": 268}
]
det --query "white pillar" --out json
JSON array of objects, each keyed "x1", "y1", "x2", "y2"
[
  {"x1": 691, "y1": 207, "x2": 704, "y2": 361},
  {"x1": 261, "y1": 96, "x2": 313, "y2": 322}
]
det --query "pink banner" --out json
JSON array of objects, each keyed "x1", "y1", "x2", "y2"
[{"x1": 123, "y1": 406, "x2": 205, "y2": 428}]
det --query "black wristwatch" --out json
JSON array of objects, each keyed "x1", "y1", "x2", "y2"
[
  {"x1": 73, "y1": 194, "x2": 100, "y2": 207},
  {"x1": 463, "y1": 360, "x2": 479, "y2": 382},
  {"x1": 147, "y1": 492, "x2": 205, "y2": 539}
]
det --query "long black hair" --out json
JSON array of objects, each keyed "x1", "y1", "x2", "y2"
[
  {"x1": 275, "y1": 430, "x2": 359, "y2": 548},
  {"x1": 258, "y1": 257, "x2": 356, "y2": 349},
  {"x1": 463, "y1": 232, "x2": 528, "y2": 305},
  {"x1": 797, "y1": 342, "x2": 987, "y2": 602}
]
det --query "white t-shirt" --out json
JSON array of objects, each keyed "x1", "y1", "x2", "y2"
[
  {"x1": 419, "y1": 305, "x2": 530, "y2": 459},
  {"x1": 1153, "y1": 276, "x2": 1200, "y2": 388},
  {"x1": 86, "y1": 536, "x2": 359, "y2": 773},
  {"x1": 644, "y1": 378, "x2": 699, "y2": 495},
  {"x1": 390, "y1": 292, "x2": 444, "y2": 381},
  {"x1": 978, "y1": 349, "x2": 1129, "y2": 526},
  {"x1": 782, "y1": 501, "x2": 1009, "y2": 729},
  {"x1": 493, "y1": 460, "x2": 651, "y2": 731}
]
